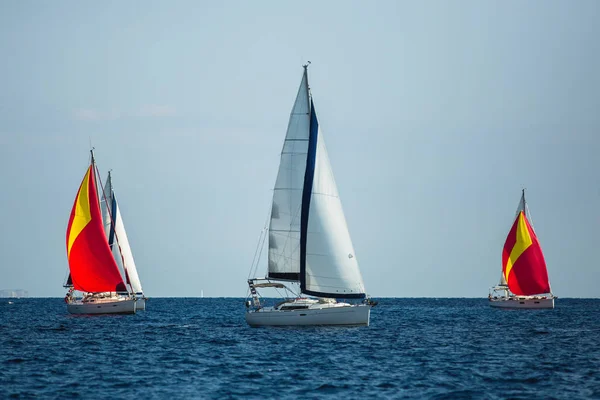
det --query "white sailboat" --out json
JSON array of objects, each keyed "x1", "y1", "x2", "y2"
[
  {"x1": 101, "y1": 171, "x2": 147, "y2": 310},
  {"x1": 64, "y1": 151, "x2": 137, "y2": 315},
  {"x1": 245, "y1": 64, "x2": 376, "y2": 327},
  {"x1": 489, "y1": 190, "x2": 555, "y2": 309}
]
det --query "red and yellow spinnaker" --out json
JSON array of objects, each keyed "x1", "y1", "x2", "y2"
[
  {"x1": 502, "y1": 211, "x2": 550, "y2": 296},
  {"x1": 66, "y1": 165, "x2": 126, "y2": 293}
]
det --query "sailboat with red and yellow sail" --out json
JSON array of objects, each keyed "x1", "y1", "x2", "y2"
[
  {"x1": 489, "y1": 189, "x2": 555, "y2": 309},
  {"x1": 64, "y1": 150, "x2": 137, "y2": 314}
]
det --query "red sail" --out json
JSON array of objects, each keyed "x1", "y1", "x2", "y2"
[
  {"x1": 66, "y1": 165, "x2": 126, "y2": 293},
  {"x1": 501, "y1": 211, "x2": 550, "y2": 295}
]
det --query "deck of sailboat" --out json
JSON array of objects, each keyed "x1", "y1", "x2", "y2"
[{"x1": 246, "y1": 300, "x2": 371, "y2": 327}]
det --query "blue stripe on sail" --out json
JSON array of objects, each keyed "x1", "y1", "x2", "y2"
[
  {"x1": 302, "y1": 289, "x2": 366, "y2": 299},
  {"x1": 108, "y1": 194, "x2": 117, "y2": 249},
  {"x1": 300, "y1": 99, "x2": 319, "y2": 293}
]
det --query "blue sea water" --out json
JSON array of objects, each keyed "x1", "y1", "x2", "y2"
[{"x1": 1, "y1": 298, "x2": 599, "y2": 399}]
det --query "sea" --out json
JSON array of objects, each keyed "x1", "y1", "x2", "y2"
[{"x1": 1, "y1": 298, "x2": 599, "y2": 399}]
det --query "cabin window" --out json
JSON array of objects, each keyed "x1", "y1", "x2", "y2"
[{"x1": 280, "y1": 305, "x2": 309, "y2": 310}]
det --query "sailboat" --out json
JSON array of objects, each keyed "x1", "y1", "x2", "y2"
[
  {"x1": 64, "y1": 150, "x2": 137, "y2": 314},
  {"x1": 245, "y1": 64, "x2": 375, "y2": 327},
  {"x1": 489, "y1": 189, "x2": 555, "y2": 309},
  {"x1": 101, "y1": 171, "x2": 147, "y2": 310}
]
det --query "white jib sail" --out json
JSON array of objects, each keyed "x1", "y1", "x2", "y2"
[
  {"x1": 112, "y1": 200, "x2": 143, "y2": 295},
  {"x1": 101, "y1": 173, "x2": 143, "y2": 295},
  {"x1": 304, "y1": 128, "x2": 366, "y2": 296},
  {"x1": 100, "y1": 175, "x2": 127, "y2": 286},
  {"x1": 267, "y1": 70, "x2": 310, "y2": 279}
]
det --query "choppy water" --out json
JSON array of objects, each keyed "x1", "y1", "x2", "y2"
[{"x1": 1, "y1": 298, "x2": 599, "y2": 399}]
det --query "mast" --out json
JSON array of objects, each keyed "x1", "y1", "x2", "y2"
[
  {"x1": 303, "y1": 61, "x2": 311, "y2": 110},
  {"x1": 522, "y1": 188, "x2": 527, "y2": 219},
  {"x1": 90, "y1": 149, "x2": 101, "y2": 217}
]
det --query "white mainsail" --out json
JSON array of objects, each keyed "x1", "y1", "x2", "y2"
[
  {"x1": 101, "y1": 173, "x2": 144, "y2": 295},
  {"x1": 267, "y1": 70, "x2": 310, "y2": 280}
]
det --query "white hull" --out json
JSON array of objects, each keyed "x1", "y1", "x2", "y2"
[
  {"x1": 246, "y1": 304, "x2": 370, "y2": 327},
  {"x1": 489, "y1": 296, "x2": 554, "y2": 309},
  {"x1": 67, "y1": 298, "x2": 136, "y2": 315},
  {"x1": 135, "y1": 297, "x2": 146, "y2": 311}
]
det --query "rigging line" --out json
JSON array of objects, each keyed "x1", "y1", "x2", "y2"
[
  {"x1": 248, "y1": 201, "x2": 273, "y2": 280},
  {"x1": 255, "y1": 229, "x2": 268, "y2": 277},
  {"x1": 252, "y1": 228, "x2": 268, "y2": 281},
  {"x1": 253, "y1": 203, "x2": 273, "y2": 279},
  {"x1": 247, "y1": 228, "x2": 264, "y2": 280}
]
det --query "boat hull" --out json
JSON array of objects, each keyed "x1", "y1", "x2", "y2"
[
  {"x1": 489, "y1": 297, "x2": 554, "y2": 309},
  {"x1": 246, "y1": 304, "x2": 370, "y2": 327},
  {"x1": 67, "y1": 298, "x2": 137, "y2": 315},
  {"x1": 135, "y1": 297, "x2": 146, "y2": 311}
]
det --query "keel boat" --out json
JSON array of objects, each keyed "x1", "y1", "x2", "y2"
[
  {"x1": 245, "y1": 64, "x2": 375, "y2": 327},
  {"x1": 489, "y1": 189, "x2": 555, "y2": 309},
  {"x1": 64, "y1": 150, "x2": 138, "y2": 314}
]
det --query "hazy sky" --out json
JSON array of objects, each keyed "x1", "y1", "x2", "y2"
[{"x1": 1, "y1": 1, "x2": 598, "y2": 298}]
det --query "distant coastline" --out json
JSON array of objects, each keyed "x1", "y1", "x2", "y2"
[{"x1": 0, "y1": 289, "x2": 29, "y2": 298}]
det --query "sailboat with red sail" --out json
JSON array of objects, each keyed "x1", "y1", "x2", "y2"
[
  {"x1": 64, "y1": 150, "x2": 137, "y2": 314},
  {"x1": 489, "y1": 189, "x2": 555, "y2": 309}
]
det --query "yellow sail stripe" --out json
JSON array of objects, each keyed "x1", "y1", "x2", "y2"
[
  {"x1": 67, "y1": 168, "x2": 93, "y2": 257},
  {"x1": 504, "y1": 212, "x2": 533, "y2": 282}
]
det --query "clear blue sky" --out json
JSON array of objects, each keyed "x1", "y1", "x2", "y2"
[{"x1": 1, "y1": 1, "x2": 598, "y2": 297}]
